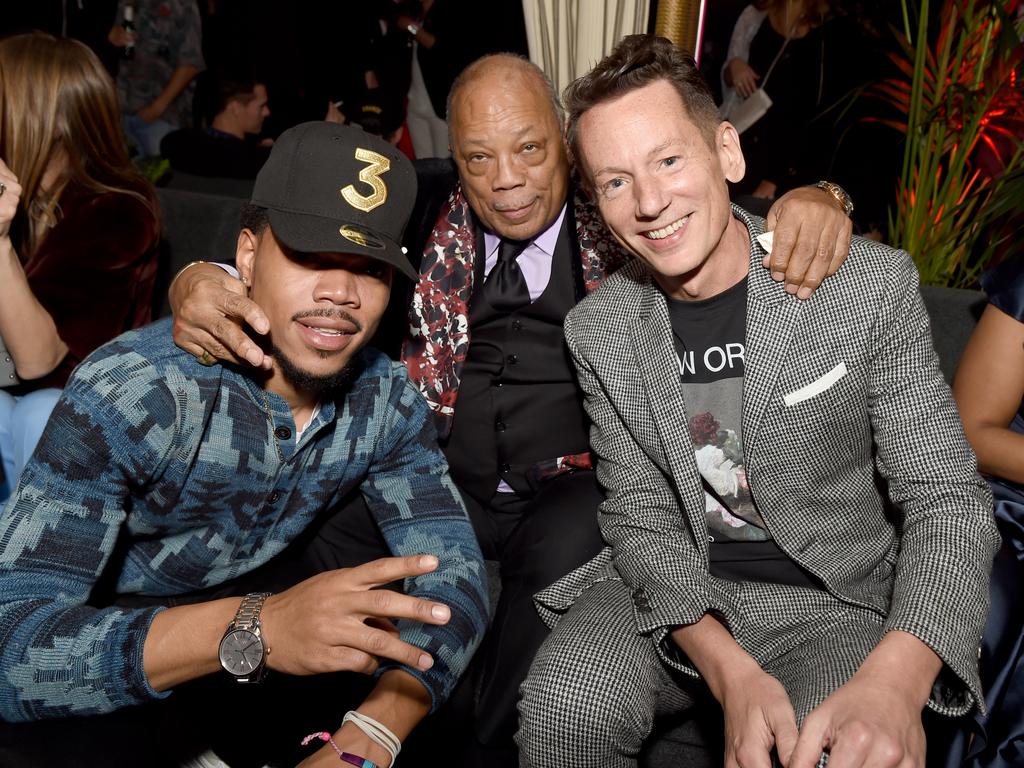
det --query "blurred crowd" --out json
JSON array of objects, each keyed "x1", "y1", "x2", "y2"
[{"x1": 1, "y1": 1, "x2": 528, "y2": 170}]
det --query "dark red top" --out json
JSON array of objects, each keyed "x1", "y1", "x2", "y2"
[{"x1": 17, "y1": 186, "x2": 159, "y2": 392}]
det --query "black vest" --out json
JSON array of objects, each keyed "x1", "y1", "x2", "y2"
[{"x1": 444, "y1": 212, "x2": 590, "y2": 505}]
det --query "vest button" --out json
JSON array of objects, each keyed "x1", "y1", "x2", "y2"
[
  {"x1": 506, "y1": 354, "x2": 518, "y2": 365},
  {"x1": 500, "y1": 462, "x2": 511, "y2": 473},
  {"x1": 495, "y1": 421, "x2": 506, "y2": 432},
  {"x1": 274, "y1": 426, "x2": 291, "y2": 440}
]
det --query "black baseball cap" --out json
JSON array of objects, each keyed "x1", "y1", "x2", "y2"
[{"x1": 251, "y1": 121, "x2": 418, "y2": 279}]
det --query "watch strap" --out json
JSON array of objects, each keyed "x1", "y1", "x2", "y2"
[
  {"x1": 814, "y1": 180, "x2": 854, "y2": 217},
  {"x1": 229, "y1": 591, "x2": 271, "y2": 632}
]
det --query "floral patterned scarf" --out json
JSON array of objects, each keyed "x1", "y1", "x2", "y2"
[{"x1": 401, "y1": 182, "x2": 630, "y2": 441}]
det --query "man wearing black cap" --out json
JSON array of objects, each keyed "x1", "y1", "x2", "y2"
[{"x1": 0, "y1": 122, "x2": 487, "y2": 768}]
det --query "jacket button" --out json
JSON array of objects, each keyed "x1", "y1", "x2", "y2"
[
  {"x1": 500, "y1": 462, "x2": 511, "y2": 473},
  {"x1": 512, "y1": 319, "x2": 523, "y2": 331},
  {"x1": 274, "y1": 426, "x2": 291, "y2": 440},
  {"x1": 506, "y1": 354, "x2": 518, "y2": 365},
  {"x1": 268, "y1": 491, "x2": 281, "y2": 503},
  {"x1": 495, "y1": 420, "x2": 506, "y2": 432}
]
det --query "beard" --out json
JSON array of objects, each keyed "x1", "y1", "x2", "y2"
[
  {"x1": 267, "y1": 308, "x2": 366, "y2": 397},
  {"x1": 270, "y1": 342, "x2": 359, "y2": 398}
]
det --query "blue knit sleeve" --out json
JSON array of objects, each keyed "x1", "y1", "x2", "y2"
[
  {"x1": 360, "y1": 368, "x2": 488, "y2": 710},
  {"x1": 0, "y1": 346, "x2": 183, "y2": 721}
]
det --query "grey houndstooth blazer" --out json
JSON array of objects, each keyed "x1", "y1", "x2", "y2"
[{"x1": 540, "y1": 207, "x2": 998, "y2": 715}]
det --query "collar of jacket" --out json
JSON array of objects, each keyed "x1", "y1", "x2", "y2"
[{"x1": 625, "y1": 204, "x2": 804, "y2": 458}]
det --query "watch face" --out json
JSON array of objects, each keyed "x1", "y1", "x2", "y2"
[{"x1": 219, "y1": 629, "x2": 265, "y2": 676}]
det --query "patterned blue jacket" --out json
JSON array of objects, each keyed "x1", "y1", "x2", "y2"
[{"x1": 0, "y1": 319, "x2": 487, "y2": 721}]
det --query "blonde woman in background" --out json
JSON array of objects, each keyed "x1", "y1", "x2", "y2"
[{"x1": 0, "y1": 33, "x2": 159, "y2": 499}]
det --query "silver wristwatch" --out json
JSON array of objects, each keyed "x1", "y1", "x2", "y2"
[
  {"x1": 218, "y1": 592, "x2": 271, "y2": 683},
  {"x1": 815, "y1": 180, "x2": 854, "y2": 217}
]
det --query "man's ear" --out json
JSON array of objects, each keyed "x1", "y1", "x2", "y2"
[
  {"x1": 236, "y1": 228, "x2": 258, "y2": 288},
  {"x1": 717, "y1": 122, "x2": 746, "y2": 184}
]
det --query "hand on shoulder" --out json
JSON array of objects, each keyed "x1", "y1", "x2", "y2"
[{"x1": 763, "y1": 185, "x2": 854, "y2": 300}]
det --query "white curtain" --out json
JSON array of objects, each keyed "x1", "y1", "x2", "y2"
[{"x1": 522, "y1": 0, "x2": 651, "y2": 98}]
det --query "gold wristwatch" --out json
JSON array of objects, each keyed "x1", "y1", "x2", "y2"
[{"x1": 815, "y1": 180, "x2": 854, "y2": 217}]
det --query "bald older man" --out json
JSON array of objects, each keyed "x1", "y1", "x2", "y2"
[{"x1": 169, "y1": 54, "x2": 853, "y2": 764}]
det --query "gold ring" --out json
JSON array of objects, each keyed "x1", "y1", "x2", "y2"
[{"x1": 197, "y1": 350, "x2": 215, "y2": 366}]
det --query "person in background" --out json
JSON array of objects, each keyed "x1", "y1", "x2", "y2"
[
  {"x1": 109, "y1": 0, "x2": 204, "y2": 157},
  {"x1": 955, "y1": 255, "x2": 1024, "y2": 507},
  {"x1": 0, "y1": 32, "x2": 159, "y2": 500},
  {"x1": 950, "y1": 254, "x2": 1024, "y2": 766},
  {"x1": 348, "y1": 96, "x2": 406, "y2": 147},
  {"x1": 397, "y1": 0, "x2": 467, "y2": 158},
  {"x1": 161, "y1": 69, "x2": 272, "y2": 179},
  {"x1": 720, "y1": 0, "x2": 833, "y2": 208}
]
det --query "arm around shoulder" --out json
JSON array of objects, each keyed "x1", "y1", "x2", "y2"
[{"x1": 168, "y1": 260, "x2": 272, "y2": 369}]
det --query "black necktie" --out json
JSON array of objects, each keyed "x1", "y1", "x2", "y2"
[{"x1": 483, "y1": 238, "x2": 531, "y2": 312}]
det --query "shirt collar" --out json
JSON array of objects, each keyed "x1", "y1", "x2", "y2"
[{"x1": 483, "y1": 203, "x2": 568, "y2": 259}]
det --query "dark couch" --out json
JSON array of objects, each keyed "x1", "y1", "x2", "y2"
[{"x1": 152, "y1": 188, "x2": 245, "y2": 319}]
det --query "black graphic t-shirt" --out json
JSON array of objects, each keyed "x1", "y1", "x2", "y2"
[{"x1": 665, "y1": 278, "x2": 818, "y2": 588}]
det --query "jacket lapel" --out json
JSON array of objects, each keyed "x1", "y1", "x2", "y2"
[
  {"x1": 628, "y1": 273, "x2": 711, "y2": 551},
  {"x1": 740, "y1": 210, "x2": 804, "y2": 461}
]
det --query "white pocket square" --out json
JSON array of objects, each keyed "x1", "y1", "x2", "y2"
[{"x1": 783, "y1": 362, "x2": 848, "y2": 406}]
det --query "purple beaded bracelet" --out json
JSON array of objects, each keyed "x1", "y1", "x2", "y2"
[{"x1": 300, "y1": 731, "x2": 378, "y2": 768}]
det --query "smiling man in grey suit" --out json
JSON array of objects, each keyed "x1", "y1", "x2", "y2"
[{"x1": 516, "y1": 35, "x2": 998, "y2": 768}]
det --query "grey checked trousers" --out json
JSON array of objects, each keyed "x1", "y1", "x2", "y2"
[{"x1": 516, "y1": 578, "x2": 886, "y2": 767}]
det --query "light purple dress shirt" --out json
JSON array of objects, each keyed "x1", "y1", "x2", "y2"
[{"x1": 482, "y1": 204, "x2": 567, "y2": 302}]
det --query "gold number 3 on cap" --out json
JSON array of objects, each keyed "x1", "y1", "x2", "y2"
[{"x1": 341, "y1": 148, "x2": 390, "y2": 212}]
